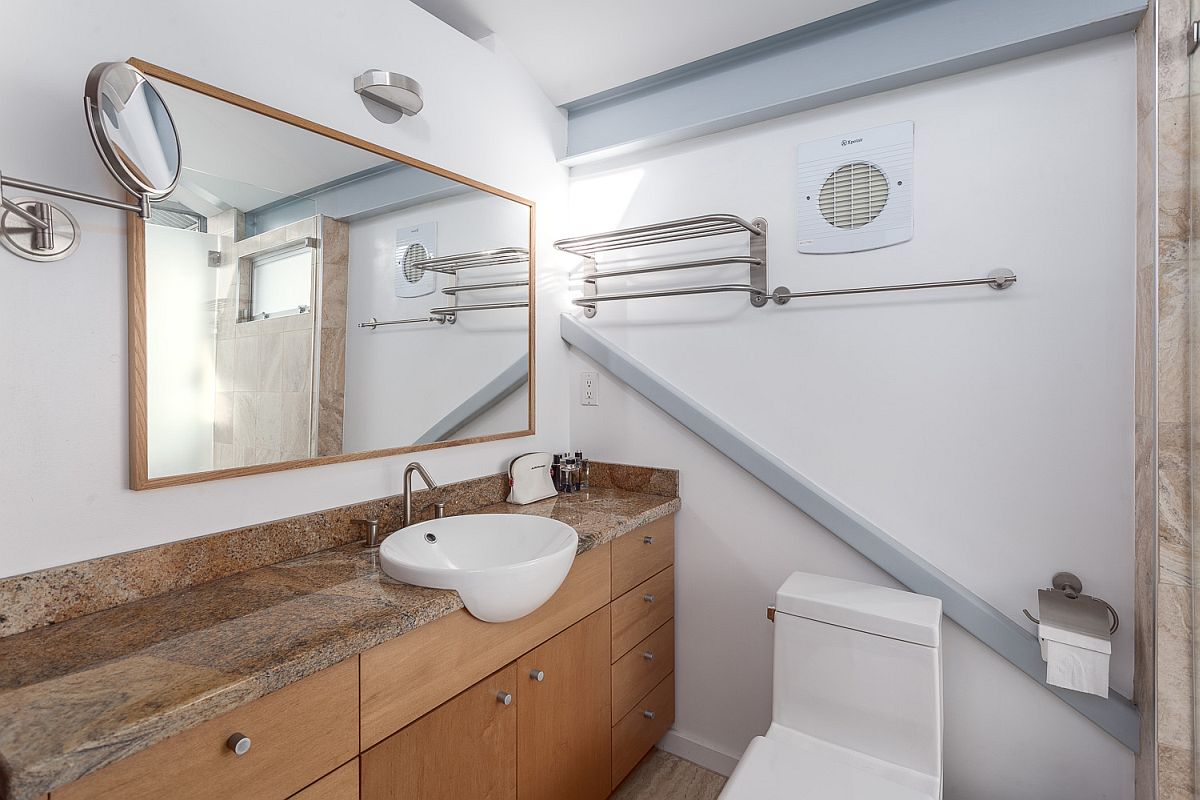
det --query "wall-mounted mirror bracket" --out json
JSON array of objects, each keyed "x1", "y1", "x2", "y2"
[
  {"x1": 0, "y1": 172, "x2": 149, "y2": 262},
  {"x1": 1, "y1": 60, "x2": 180, "y2": 262}
]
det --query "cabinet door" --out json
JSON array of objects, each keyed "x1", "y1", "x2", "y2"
[
  {"x1": 361, "y1": 663, "x2": 518, "y2": 800},
  {"x1": 517, "y1": 605, "x2": 612, "y2": 800},
  {"x1": 288, "y1": 760, "x2": 358, "y2": 800}
]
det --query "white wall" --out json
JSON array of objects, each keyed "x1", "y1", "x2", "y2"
[
  {"x1": 0, "y1": 0, "x2": 570, "y2": 578},
  {"x1": 566, "y1": 36, "x2": 1136, "y2": 798},
  {"x1": 343, "y1": 192, "x2": 529, "y2": 449}
]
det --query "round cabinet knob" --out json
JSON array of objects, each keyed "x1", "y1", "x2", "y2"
[
  {"x1": 226, "y1": 733, "x2": 251, "y2": 756},
  {"x1": 643, "y1": 710, "x2": 656, "y2": 720},
  {"x1": 642, "y1": 650, "x2": 655, "y2": 661},
  {"x1": 643, "y1": 535, "x2": 655, "y2": 545},
  {"x1": 529, "y1": 669, "x2": 545, "y2": 682},
  {"x1": 643, "y1": 594, "x2": 656, "y2": 603},
  {"x1": 497, "y1": 691, "x2": 513, "y2": 706}
]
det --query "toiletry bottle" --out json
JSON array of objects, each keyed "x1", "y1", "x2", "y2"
[
  {"x1": 580, "y1": 453, "x2": 589, "y2": 490},
  {"x1": 551, "y1": 454, "x2": 561, "y2": 492},
  {"x1": 564, "y1": 454, "x2": 577, "y2": 493},
  {"x1": 573, "y1": 451, "x2": 584, "y2": 491}
]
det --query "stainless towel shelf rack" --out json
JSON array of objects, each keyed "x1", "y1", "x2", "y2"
[
  {"x1": 555, "y1": 214, "x2": 764, "y2": 256},
  {"x1": 556, "y1": 214, "x2": 1018, "y2": 318},
  {"x1": 360, "y1": 245, "x2": 530, "y2": 329},
  {"x1": 770, "y1": 269, "x2": 1016, "y2": 303},
  {"x1": 554, "y1": 214, "x2": 769, "y2": 318}
]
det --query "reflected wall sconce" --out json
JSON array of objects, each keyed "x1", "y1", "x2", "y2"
[{"x1": 354, "y1": 70, "x2": 424, "y2": 123}]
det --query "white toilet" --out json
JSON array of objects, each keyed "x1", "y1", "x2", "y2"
[{"x1": 719, "y1": 571, "x2": 944, "y2": 800}]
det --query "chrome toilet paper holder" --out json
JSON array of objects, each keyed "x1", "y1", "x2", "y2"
[{"x1": 1022, "y1": 571, "x2": 1119, "y2": 635}]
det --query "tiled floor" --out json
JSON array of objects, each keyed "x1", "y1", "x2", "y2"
[{"x1": 611, "y1": 748, "x2": 727, "y2": 800}]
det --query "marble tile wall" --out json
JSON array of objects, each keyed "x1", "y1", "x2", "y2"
[
  {"x1": 1136, "y1": 5, "x2": 1160, "y2": 798},
  {"x1": 317, "y1": 217, "x2": 348, "y2": 457},
  {"x1": 1140, "y1": 0, "x2": 1199, "y2": 796},
  {"x1": 214, "y1": 218, "x2": 320, "y2": 468}
]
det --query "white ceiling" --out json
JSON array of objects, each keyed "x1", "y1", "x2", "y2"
[{"x1": 411, "y1": 0, "x2": 877, "y2": 106}]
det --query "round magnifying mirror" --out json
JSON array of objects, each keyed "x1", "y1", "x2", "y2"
[{"x1": 84, "y1": 62, "x2": 181, "y2": 200}]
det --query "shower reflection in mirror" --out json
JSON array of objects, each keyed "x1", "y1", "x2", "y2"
[{"x1": 137, "y1": 70, "x2": 532, "y2": 483}]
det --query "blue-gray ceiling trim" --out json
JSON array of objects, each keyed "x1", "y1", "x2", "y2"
[
  {"x1": 561, "y1": 0, "x2": 1146, "y2": 165},
  {"x1": 414, "y1": 354, "x2": 529, "y2": 445}
]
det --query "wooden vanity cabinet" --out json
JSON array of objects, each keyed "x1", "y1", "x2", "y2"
[
  {"x1": 517, "y1": 606, "x2": 612, "y2": 800},
  {"x1": 361, "y1": 608, "x2": 614, "y2": 800},
  {"x1": 291, "y1": 760, "x2": 360, "y2": 800},
  {"x1": 608, "y1": 514, "x2": 677, "y2": 790},
  {"x1": 362, "y1": 664, "x2": 518, "y2": 800},
  {"x1": 48, "y1": 515, "x2": 677, "y2": 800},
  {"x1": 53, "y1": 656, "x2": 359, "y2": 800}
]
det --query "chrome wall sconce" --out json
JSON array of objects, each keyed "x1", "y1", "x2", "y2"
[
  {"x1": 354, "y1": 70, "x2": 424, "y2": 123},
  {"x1": 0, "y1": 61, "x2": 182, "y2": 262}
]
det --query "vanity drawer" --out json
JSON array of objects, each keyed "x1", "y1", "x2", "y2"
[
  {"x1": 611, "y1": 515, "x2": 675, "y2": 599},
  {"x1": 612, "y1": 619, "x2": 674, "y2": 724},
  {"x1": 289, "y1": 759, "x2": 359, "y2": 800},
  {"x1": 611, "y1": 672, "x2": 675, "y2": 790},
  {"x1": 54, "y1": 657, "x2": 358, "y2": 800},
  {"x1": 611, "y1": 566, "x2": 674, "y2": 661}
]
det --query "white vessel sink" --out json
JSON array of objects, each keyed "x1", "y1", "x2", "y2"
[{"x1": 379, "y1": 514, "x2": 579, "y2": 623}]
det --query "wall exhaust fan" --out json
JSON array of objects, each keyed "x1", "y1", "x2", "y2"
[
  {"x1": 796, "y1": 121, "x2": 913, "y2": 254},
  {"x1": 394, "y1": 222, "x2": 437, "y2": 298}
]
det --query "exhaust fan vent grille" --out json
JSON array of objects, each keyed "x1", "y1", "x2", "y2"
[
  {"x1": 796, "y1": 121, "x2": 913, "y2": 254},
  {"x1": 818, "y1": 162, "x2": 889, "y2": 230},
  {"x1": 394, "y1": 222, "x2": 437, "y2": 298},
  {"x1": 400, "y1": 242, "x2": 429, "y2": 283}
]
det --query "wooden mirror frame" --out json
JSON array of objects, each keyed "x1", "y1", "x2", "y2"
[{"x1": 127, "y1": 59, "x2": 536, "y2": 490}]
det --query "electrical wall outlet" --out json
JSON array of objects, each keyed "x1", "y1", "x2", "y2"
[{"x1": 581, "y1": 371, "x2": 599, "y2": 406}]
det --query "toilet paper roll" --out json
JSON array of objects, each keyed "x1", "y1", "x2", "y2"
[{"x1": 1045, "y1": 639, "x2": 1109, "y2": 697}]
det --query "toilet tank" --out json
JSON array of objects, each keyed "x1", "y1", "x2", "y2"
[{"x1": 772, "y1": 572, "x2": 943, "y2": 780}]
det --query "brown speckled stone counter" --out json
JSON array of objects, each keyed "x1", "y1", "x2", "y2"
[{"x1": 0, "y1": 487, "x2": 679, "y2": 800}]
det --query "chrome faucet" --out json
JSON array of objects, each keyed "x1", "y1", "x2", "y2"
[{"x1": 403, "y1": 461, "x2": 438, "y2": 528}]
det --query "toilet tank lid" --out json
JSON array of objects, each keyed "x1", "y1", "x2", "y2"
[{"x1": 775, "y1": 572, "x2": 942, "y2": 647}]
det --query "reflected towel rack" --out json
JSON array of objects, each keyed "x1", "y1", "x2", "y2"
[
  {"x1": 554, "y1": 213, "x2": 769, "y2": 318},
  {"x1": 358, "y1": 315, "x2": 452, "y2": 329},
  {"x1": 419, "y1": 247, "x2": 529, "y2": 273},
  {"x1": 361, "y1": 245, "x2": 530, "y2": 329},
  {"x1": 441, "y1": 279, "x2": 528, "y2": 295},
  {"x1": 428, "y1": 300, "x2": 529, "y2": 315}
]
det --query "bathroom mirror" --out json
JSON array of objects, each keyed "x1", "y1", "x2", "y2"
[{"x1": 127, "y1": 60, "x2": 534, "y2": 489}]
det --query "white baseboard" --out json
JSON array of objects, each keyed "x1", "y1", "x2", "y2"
[{"x1": 657, "y1": 729, "x2": 740, "y2": 777}]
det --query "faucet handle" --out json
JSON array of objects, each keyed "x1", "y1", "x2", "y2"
[
  {"x1": 354, "y1": 518, "x2": 381, "y2": 549},
  {"x1": 434, "y1": 502, "x2": 446, "y2": 519}
]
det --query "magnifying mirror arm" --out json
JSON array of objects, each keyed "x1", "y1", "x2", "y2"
[
  {"x1": 0, "y1": 172, "x2": 150, "y2": 218},
  {"x1": 1, "y1": 196, "x2": 50, "y2": 231}
]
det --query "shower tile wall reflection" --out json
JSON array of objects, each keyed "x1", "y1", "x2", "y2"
[{"x1": 207, "y1": 212, "x2": 348, "y2": 470}]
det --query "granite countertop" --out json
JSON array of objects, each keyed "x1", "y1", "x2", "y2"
[{"x1": 0, "y1": 487, "x2": 680, "y2": 800}]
